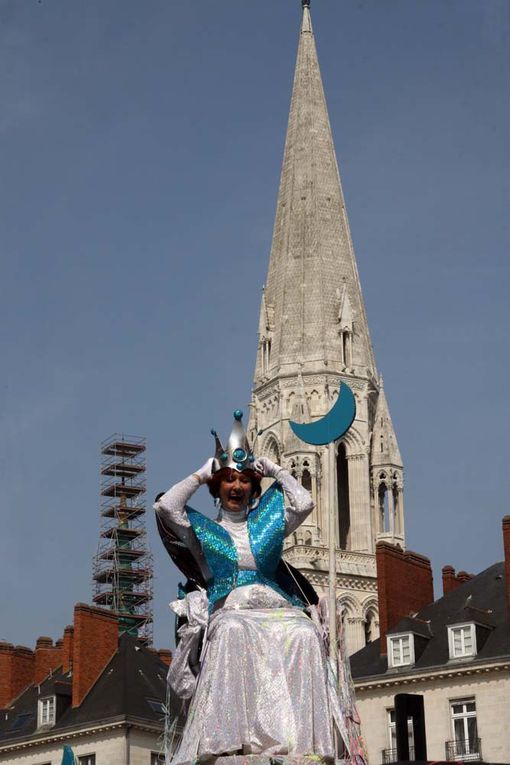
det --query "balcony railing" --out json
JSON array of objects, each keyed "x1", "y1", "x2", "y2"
[
  {"x1": 382, "y1": 746, "x2": 415, "y2": 763},
  {"x1": 445, "y1": 737, "x2": 482, "y2": 761}
]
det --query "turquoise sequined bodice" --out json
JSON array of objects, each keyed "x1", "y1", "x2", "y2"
[{"x1": 186, "y1": 483, "x2": 299, "y2": 610}]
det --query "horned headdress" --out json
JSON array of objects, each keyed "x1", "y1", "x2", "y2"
[{"x1": 211, "y1": 410, "x2": 257, "y2": 473}]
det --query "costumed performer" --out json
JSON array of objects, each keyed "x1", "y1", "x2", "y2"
[{"x1": 154, "y1": 410, "x2": 352, "y2": 764}]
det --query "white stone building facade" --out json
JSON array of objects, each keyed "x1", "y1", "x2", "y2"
[
  {"x1": 355, "y1": 658, "x2": 510, "y2": 763},
  {"x1": 0, "y1": 725, "x2": 165, "y2": 765}
]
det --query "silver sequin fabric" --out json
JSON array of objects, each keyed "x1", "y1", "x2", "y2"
[
  {"x1": 156, "y1": 472, "x2": 338, "y2": 763},
  {"x1": 172, "y1": 607, "x2": 335, "y2": 764}
]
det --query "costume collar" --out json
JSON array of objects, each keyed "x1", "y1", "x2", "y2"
[{"x1": 217, "y1": 506, "x2": 247, "y2": 524}]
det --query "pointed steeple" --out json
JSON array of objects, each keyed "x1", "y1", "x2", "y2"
[
  {"x1": 371, "y1": 376, "x2": 405, "y2": 545},
  {"x1": 250, "y1": 5, "x2": 405, "y2": 654},
  {"x1": 258, "y1": 1, "x2": 376, "y2": 380},
  {"x1": 371, "y1": 376, "x2": 403, "y2": 468}
]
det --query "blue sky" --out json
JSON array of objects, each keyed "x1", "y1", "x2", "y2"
[{"x1": 1, "y1": 0, "x2": 509, "y2": 650}]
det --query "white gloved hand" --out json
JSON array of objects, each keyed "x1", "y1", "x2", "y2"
[
  {"x1": 193, "y1": 457, "x2": 214, "y2": 485},
  {"x1": 253, "y1": 456, "x2": 282, "y2": 478}
]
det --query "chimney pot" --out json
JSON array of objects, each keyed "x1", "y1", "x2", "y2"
[
  {"x1": 36, "y1": 637, "x2": 53, "y2": 648},
  {"x1": 62, "y1": 625, "x2": 74, "y2": 674}
]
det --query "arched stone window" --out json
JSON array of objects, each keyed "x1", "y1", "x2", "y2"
[
  {"x1": 302, "y1": 468, "x2": 312, "y2": 493},
  {"x1": 309, "y1": 389, "x2": 321, "y2": 415},
  {"x1": 264, "y1": 436, "x2": 280, "y2": 465},
  {"x1": 340, "y1": 330, "x2": 352, "y2": 367},
  {"x1": 377, "y1": 471, "x2": 399, "y2": 536},
  {"x1": 337, "y1": 443, "x2": 350, "y2": 550},
  {"x1": 378, "y1": 482, "x2": 389, "y2": 532},
  {"x1": 260, "y1": 336, "x2": 272, "y2": 374},
  {"x1": 364, "y1": 608, "x2": 378, "y2": 645}
]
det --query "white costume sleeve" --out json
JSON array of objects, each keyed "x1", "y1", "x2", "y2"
[
  {"x1": 275, "y1": 469, "x2": 315, "y2": 537},
  {"x1": 154, "y1": 475, "x2": 210, "y2": 578}
]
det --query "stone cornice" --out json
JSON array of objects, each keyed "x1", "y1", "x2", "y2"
[
  {"x1": 0, "y1": 715, "x2": 164, "y2": 754},
  {"x1": 302, "y1": 570, "x2": 378, "y2": 593},
  {"x1": 253, "y1": 371, "x2": 371, "y2": 399},
  {"x1": 353, "y1": 658, "x2": 510, "y2": 693},
  {"x1": 284, "y1": 543, "x2": 377, "y2": 578}
]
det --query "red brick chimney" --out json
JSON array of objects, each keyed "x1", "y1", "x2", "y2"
[
  {"x1": 503, "y1": 516, "x2": 510, "y2": 613},
  {"x1": 157, "y1": 649, "x2": 173, "y2": 667},
  {"x1": 0, "y1": 643, "x2": 35, "y2": 709},
  {"x1": 72, "y1": 603, "x2": 118, "y2": 708},
  {"x1": 442, "y1": 565, "x2": 457, "y2": 595},
  {"x1": 376, "y1": 541, "x2": 434, "y2": 655},
  {"x1": 442, "y1": 566, "x2": 473, "y2": 596},
  {"x1": 34, "y1": 637, "x2": 63, "y2": 685},
  {"x1": 62, "y1": 625, "x2": 74, "y2": 673}
]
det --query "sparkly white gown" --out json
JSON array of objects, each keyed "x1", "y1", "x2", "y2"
[{"x1": 155, "y1": 472, "x2": 338, "y2": 764}]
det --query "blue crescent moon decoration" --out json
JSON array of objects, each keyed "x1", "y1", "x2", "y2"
[{"x1": 289, "y1": 381, "x2": 356, "y2": 446}]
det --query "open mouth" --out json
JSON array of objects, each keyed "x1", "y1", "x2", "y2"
[{"x1": 228, "y1": 493, "x2": 243, "y2": 504}]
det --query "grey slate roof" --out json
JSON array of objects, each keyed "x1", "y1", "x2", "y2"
[
  {"x1": 0, "y1": 636, "x2": 183, "y2": 747},
  {"x1": 350, "y1": 561, "x2": 510, "y2": 680}
]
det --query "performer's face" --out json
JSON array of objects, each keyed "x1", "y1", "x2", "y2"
[{"x1": 219, "y1": 470, "x2": 253, "y2": 512}]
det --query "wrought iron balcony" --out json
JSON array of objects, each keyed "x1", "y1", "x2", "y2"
[
  {"x1": 445, "y1": 737, "x2": 482, "y2": 761},
  {"x1": 382, "y1": 746, "x2": 415, "y2": 763}
]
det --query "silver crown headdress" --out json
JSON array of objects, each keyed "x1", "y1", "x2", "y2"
[{"x1": 211, "y1": 410, "x2": 257, "y2": 473}]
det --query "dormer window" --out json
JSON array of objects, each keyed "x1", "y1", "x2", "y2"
[
  {"x1": 388, "y1": 633, "x2": 414, "y2": 667},
  {"x1": 448, "y1": 623, "x2": 476, "y2": 659},
  {"x1": 38, "y1": 695, "x2": 56, "y2": 727}
]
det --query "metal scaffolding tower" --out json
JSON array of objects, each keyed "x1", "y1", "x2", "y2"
[{"x1": 93, "y1": 434, "x2": 153, "y2": 645}]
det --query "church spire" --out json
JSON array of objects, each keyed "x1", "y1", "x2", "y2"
[
  {"x1": 250, "y1": 4, "x2": 405, "y2": 655},
  {"x1": 257, "y1": 0, "x2": 376, "y2": 381}
]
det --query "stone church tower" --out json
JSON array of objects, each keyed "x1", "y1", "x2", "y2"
[{"x1": 248, "y1": 1, "x2": 405, "y2": 655}]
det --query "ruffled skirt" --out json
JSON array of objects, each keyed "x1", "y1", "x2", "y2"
[{"x1": 171, "y1": 606, "x2": 336, "y2": 764}]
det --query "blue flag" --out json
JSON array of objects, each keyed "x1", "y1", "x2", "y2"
[{"x1": 61, "y1": 745, "x2": 77, "y2": 765}]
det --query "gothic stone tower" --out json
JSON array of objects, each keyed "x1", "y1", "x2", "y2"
[{"x1": 248, "y1": 2, "x2": 405, "y2": 655}]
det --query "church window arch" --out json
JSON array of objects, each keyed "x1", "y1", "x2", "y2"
[
  {"x1": 341, "y1": 330, "x2": 352, "y2": 367},
  {"x1": 310, "y1": 389, "x2": 321, "y2": 415},
  {"x1": 363, "y1": 607, "x2": 378, "y2": 645},
  {"x1": 337, "y1": 595, "x2": 359, "y2": 623},
  {"x1": 263, "y1": 434, "x2": 280, "y2": 464},
  {"x1": 341, "y1": 425, "x2": 365, "y2": 457},
  {"x1": 260, "y1": 337, "x2": 272, "y2": 373},
  {"x1": 378, "y1": 482, "x2": 389, "y2": 532},
  {"x1": 337, "y1": 443, "x2": 351, "y2": 550}
]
